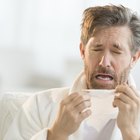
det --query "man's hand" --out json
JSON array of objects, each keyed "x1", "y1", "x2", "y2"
[
  {"x1": 48, "y1": 92, "x2": 91, "y2": 140},
  {"x1": 113, "y1": 84, "x2": 140, "y2": 140}
]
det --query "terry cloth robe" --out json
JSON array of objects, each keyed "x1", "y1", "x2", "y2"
[{"x1": 3, "y1": 71, "x2": 139, "y2": 140}]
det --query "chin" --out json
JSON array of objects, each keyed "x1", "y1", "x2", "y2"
[{"x1": 90, "y1": 83, "x2": 116, "y2": 89}]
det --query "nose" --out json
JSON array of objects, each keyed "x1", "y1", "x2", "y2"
[{"x1": 99, "y1": 54, "x2": 111, "y2": 67}]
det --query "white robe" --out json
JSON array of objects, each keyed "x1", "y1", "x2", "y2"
[{"x1": 3, "y1": 71, "x2": 138, "y2": 140}]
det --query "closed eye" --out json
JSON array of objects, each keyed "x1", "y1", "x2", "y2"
[
  {"x1": 92, "y1": 49, "x2": 103, "y2": 51},
  {"x1": 112, "y1": 51, "x2": 122, "y2": 54}
]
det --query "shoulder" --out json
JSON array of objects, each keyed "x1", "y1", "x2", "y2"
[
  {"x1": 22, "y1": 87, "x2": 70, "y2": 126},
  {"x1": 23, "y1": 87, "x2": 70, "y2": 108},
  {"x1": 36, "y1": 87, "x2": 70, "y2": 102}
]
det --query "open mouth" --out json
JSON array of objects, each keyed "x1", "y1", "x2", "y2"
[{"x1": 95, "y1": 73, "x2": 113, "y2": 81}]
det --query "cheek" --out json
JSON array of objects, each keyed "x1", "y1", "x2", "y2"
[
  {"x1": 114, "y1": 63, "x2": 120, "y2": 74},
  {"x1": 85, "y1": 55, "x2": 99, "y2": 71},
  {"x1": 113, "y1": 58, "x2": 130, "y2": 75}
]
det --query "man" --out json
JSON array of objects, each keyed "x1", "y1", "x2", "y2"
[{"x1": 3, "y1": 4, "x2": 140, "y2": 140}]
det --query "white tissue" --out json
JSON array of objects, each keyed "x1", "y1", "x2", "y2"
[
  {"x1": 84, "y1": 89, "x2": 118, "y2": 132},
  {"x1": 83, "y1": 89, "x2": 115, "y2": 98}
]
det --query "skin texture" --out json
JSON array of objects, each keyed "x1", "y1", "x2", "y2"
[
  {"x1": 80, "y1": 26, "x2": 135, "y2": 89},
  {"x1": 48, "y1": 26, "x2": 140, "y2": 140}
]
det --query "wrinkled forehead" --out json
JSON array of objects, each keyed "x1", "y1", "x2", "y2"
[
  {"x1": 92, "y1": 25, "x2": 131, "y2": 36},
  {"x1": 90, "y1": 25, "x2": 133, "y2": 47}
]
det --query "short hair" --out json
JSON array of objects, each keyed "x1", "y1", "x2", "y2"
[{"x1": 81, "y1": 5, "x2": 140, "y2": 54}]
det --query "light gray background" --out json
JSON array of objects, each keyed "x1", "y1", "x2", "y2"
[{"x1": 0, "y1": 0, "x2": 140, "y2": 92}]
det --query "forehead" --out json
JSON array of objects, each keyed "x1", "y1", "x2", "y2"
[{"x1": 89, "y1": 26, "x2": 132, "y2": 47}]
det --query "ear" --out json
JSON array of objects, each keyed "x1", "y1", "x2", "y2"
[
  {"x1": 79, "y1": 42, "x2": 85, "y2": 59},
  {"x1": 130, "y1": 51, "x2": 140, "y2": 68}
]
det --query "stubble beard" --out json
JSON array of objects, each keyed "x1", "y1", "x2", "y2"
[
  {"x1": 84, "y1": 64, "x2": 130, "y2": 89},
  {"x1": 85, "y1": 66, "x2": 118, "y2": 89}
]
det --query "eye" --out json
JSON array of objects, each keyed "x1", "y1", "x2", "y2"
[
  {"x1": 112, "y1": 51, "x2": 122, "y2": 54},
  {"x1": 92, "y1": 49, "x2": 103, "y2": 51}
]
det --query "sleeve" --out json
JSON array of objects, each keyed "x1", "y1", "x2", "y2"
[{"x1": 3, "y1": 92, "x2": 53, "y2": 140}]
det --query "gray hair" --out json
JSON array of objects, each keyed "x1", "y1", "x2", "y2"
[{"x1": 81, "y1": 5, "x2": 140, "y2": 54}]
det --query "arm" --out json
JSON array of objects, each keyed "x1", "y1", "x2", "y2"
[
  {"x1": 121, "y1": 127, "x2": 140, "y2": 140},
  {"x1": 47, "y1": 128, "x2": 68, "y2": 140}
]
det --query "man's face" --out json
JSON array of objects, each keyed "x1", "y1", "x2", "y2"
[{"x1": 80, "y1": 26, "x2": 137, "y2": 89}]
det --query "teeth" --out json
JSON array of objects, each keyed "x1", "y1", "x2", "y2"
[{"x1": 96, "y1": 75, "x2": 112, "y2": 81}]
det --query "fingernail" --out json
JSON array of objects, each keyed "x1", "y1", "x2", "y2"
[{"x1": 115, "y1": 93, "x2": 120, "y2": 97}]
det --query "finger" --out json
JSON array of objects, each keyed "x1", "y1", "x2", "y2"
[
  {"x1": 72, "y1": 93, "x2": 91, "y2": 107},
  {"x1": 66, "y1": 93, "x2": 91, "y2": 117},
  {"x1": 113, "y1": 98, "x2": 127, "y2": 110},
  {"x1": 74, "y1": 100, "x2": 91, "y2": 113},
  {"x1": 115, "y1": 84, "x2": 138, "y2": 101},
  {"x1": 113, "y1": 97, "x2": 138, "y2": 113},
  {"x1": 61, "y1": 92, "x2": 78, "y2": 106},
  {"x1": 79, "y1": 109, "x2": 92, "y2": 122},
  {"x1": 115, "y1": 92, "x2": 133, "y2": 104}
]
